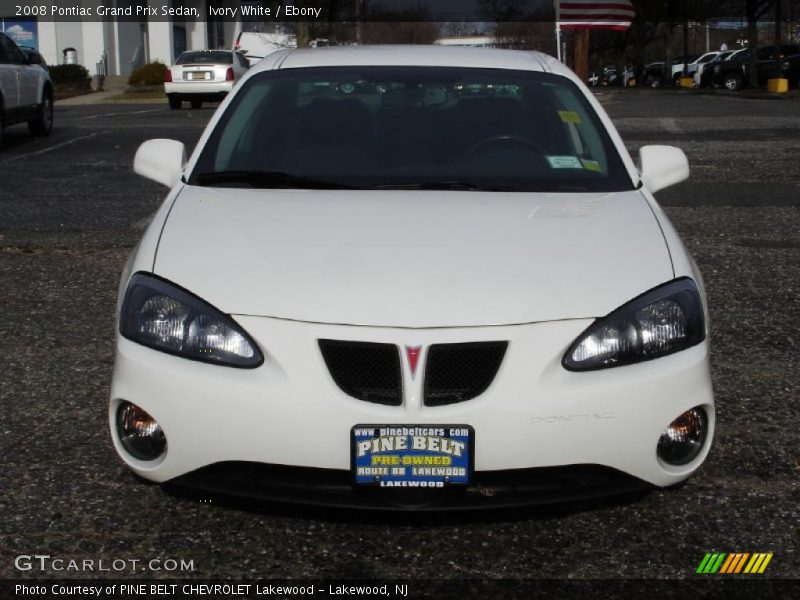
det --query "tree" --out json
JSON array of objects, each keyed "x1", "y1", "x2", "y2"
[
  {"x1": 441, "y1": 22, "x2": 486, "y2": 38},
  {"x1": 361, "y1": 3, "x2": 441, "y2": 44},
  {"x1": 745, "y1": 0, "x2": 774, "y2": 86}
]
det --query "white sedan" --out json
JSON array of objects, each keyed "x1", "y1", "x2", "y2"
[
  {"x1": 164, "y1": 49, "x2": 249, "y2": 110},
  {"x1": 112, "y1": 46, "x2": 714, "y2": 510}
]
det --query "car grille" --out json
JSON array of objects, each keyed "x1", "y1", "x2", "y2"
[
  {"x1": 319, "y1": 340, "x2": 402, "y2": 406},
  {"x1": 423, "y1": 342, "x2": 508, "y2": 406}
]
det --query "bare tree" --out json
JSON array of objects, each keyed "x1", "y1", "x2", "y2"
[
  {"x1": 441, "y1": 22, "x2": 486, "y2": 38},
  {"x1": 745, "y1": 0, "x2": 774, "y2": 86},
  {"x1": 361, "y1": 3, "x2": 441, "y2": 44},
  {"x1": 363, "y1": 21, "x2": 441, "y2": 44}
]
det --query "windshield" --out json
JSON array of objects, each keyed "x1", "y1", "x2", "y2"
[
  {"x1": 177, "y1": 51, "x2": 233, "y2": 65},
  {"x1": 190, "y1": 67, "x2": 633, "y2": 192}
]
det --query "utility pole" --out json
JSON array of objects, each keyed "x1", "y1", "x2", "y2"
[
  {"x1": 355, "y1": 0, "x2": 364, "y2": 44},
  {"x1": 682, "y1": 1, "x2": 689, "y2": 77},
  {"x1": 573, "y1": 29, "x2": 589, "y2": 81}
]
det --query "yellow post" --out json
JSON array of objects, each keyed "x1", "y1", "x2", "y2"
[{"x1": 767, "y1": 78, "x2": 789, "y2": 93}]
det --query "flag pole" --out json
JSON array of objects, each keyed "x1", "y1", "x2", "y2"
[
  {"x1": 556, "y1": 22, "x2": 562, "y2": 62},
  {"x1": 555, "y1": 0, "x2": 562, "y2": 62}
]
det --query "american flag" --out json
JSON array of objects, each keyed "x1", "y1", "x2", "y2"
[{"x1": 556, "y1": 0, "x2": 636, "y2": 31}]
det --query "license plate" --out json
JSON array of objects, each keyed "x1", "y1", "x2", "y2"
[
  {"x1": 351, "y1": 425, "x2": 473, "y2": 488},
  {"x1": 190, "y1": 72, "x2": 209, "y2": 80}
]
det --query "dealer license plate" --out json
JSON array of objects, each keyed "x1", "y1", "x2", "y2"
[{"x1": 351, "y1": 425, "x2": 473, "y2": 488}]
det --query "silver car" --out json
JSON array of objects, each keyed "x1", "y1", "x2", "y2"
[
  {"x1": 164, "y1": 50, "x2": 249, "y2": 110},
  {"x1": 0, "y1": 33, "x2": 53, "y2": 148}
]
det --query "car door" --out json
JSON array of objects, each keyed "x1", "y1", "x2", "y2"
[
  {"x1": 3, "y1": 36, "x2": 39, "y2": 109},
  {"x1": 755, "y1": 46, "x2": 778, "y2": 84},
  {"x1": 0, "y1": 33, "x2": 21, "y2": 113}
]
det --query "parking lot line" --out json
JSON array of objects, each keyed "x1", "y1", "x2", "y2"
[
  {"x1": 80, "y1": 109, "x2": 162, "y2": 120},
  {"x1": 659, "y1": 118, "x2": 684, "y2": 134},
  {"x1": 1, "y1": 132, "x2": 104, "y2": 163}
]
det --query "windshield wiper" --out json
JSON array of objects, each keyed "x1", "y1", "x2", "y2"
[
  {"x1": 375, "y1": 181, "x2": 515, "y2": 191},
  {"x1": 194, "y1": 170, "x2": 361, "y2": 189}
]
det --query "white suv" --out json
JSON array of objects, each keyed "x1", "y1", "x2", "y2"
[{"x1": 0, "y1": 32, "x2": 53, "y2": 148}]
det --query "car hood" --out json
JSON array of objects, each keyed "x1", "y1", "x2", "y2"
[{"x1": 153, "y1": 187, "x2": 673, "y2": 327}]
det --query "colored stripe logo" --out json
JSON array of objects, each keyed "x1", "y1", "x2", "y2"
[{"x1": 697, "y1": 553, "x2": 773, "y2": 574}]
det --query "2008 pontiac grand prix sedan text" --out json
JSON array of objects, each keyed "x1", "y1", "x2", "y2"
[{"x1": 109, "y1": 46, "x2": 714, "y2": 510}]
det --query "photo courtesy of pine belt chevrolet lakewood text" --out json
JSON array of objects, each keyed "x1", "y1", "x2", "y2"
[{"x1": 110, "y1": 45, "x2": 714, "y2": 510}]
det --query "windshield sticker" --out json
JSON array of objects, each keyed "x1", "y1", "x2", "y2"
[
  {"x1": 558, "y1": 110, "x2": 582, "y2": 124},
  {"x1": 581, "y1": 159, "x2": 603, "y2": 172},
  {"x1": 547, "y1": 155, "x2": 583, "y2": 169}
]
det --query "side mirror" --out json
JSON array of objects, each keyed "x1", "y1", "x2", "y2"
[
  {"x1": 639, "y1": 145, "x2": 689, "y2": 193},
  {"x1": 133, "y1": 139, "x2": 186, "y2": 188}
]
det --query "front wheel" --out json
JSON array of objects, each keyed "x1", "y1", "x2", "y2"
[
  {"x1": 723, "y1": 72, "x2": 743, "y2": 91},
  {"x1": 646, "y1": 74, "x2": 662, "y2": 88},
  {"x1": 168, "y1": 95, "x2": 182, "y2": 110},
  {"x1": 28, "y1": 91, "x2": 53, "y2": 136}
]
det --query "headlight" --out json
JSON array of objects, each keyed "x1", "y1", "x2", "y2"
[
  {"x1": 783, "y1": 61, "x2": 790, "y2": 71},
  {"x1": 563, "y1": 278, "x2": 705, "y2": 371},
  {"x1": 120, "y1": 273, "x2": 263, "y2": 368}
]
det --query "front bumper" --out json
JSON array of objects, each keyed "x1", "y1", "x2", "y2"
[
  {"x1": 109, "y1": 315, "x2": 715, "y2": 499},
  {"x1": 169, "y1": 462, "x2": 653, "y2": 511}
]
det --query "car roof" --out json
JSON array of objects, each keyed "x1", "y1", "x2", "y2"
[{"x1": 252, "y1": 45, "x2": 561, "y2": 75}]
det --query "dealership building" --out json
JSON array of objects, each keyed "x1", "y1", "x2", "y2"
[{"x1": 0, "y1": 1, "x2": 240, "y2": 76}]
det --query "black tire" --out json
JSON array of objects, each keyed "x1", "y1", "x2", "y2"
[
  {"x1": 0, "y1": 96, "x2": 5, "y2": 150},
  {"x1": 168, "y1": 95, "x2": 182, "y2": 110},
  {"x1": 190, "y1": 99, "x2": 202, "y2": 109},
  {"x1": 646, "y1": 74, "x2": 662, "y2": 89},
  {"x1": 28, "y1": 89, "x2": 54, "y2": 136},
  {"x1": 723, "y1": 72, "x2": 743, "y2": 91}
]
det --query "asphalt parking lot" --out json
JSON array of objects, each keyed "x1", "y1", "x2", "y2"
[{"x1": 1, "y1": 90, "x2": 798, "y2": 583}]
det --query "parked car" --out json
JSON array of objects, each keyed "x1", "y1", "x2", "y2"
[
  {"x1": 694, "y1": 50, "x2": 735, "y2": 87},
  {"x1": 0, "y1": 32, "x2": 53, "y2": 148},
  {"x1": 712, "y1": 44, "x2": 800, "y2": 90},
  {"x1": 675, "y1": 51, "x2": 725, "y2": 86},
  {"x1": 164, "y1": 49, "x2": 249, "y2": 110},
  {"x1": 588, "y1": 64, "x2": 634, "y2": 87},
  {"x1": 114, "y1": 45, "x2": 714, "y2": 510},
  {"x1": 643, "y1": 55, "x2": 699, "y2": 87},
  {"x1": 780, "y1": 52, "x2": 800, "y2": 88},
  {"x1": 233, "y1": 31, "x2": 296, "y2": 64}
]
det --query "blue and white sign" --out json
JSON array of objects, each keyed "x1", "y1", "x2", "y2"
[{"x1": 1, "y1": 18, "x2": 39, "y2": 49}]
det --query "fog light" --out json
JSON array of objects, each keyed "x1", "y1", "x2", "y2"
[
  {"x1": 116, "y1": 401, "x2": 167, "y2": 461},
  {"x1": 657, "y1": 407, "x2": 707, "y2": 465}
]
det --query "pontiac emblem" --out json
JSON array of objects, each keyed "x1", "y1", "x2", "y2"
[{"x1": 405, "y1": 346, "x2": 422, "y2": 379}]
